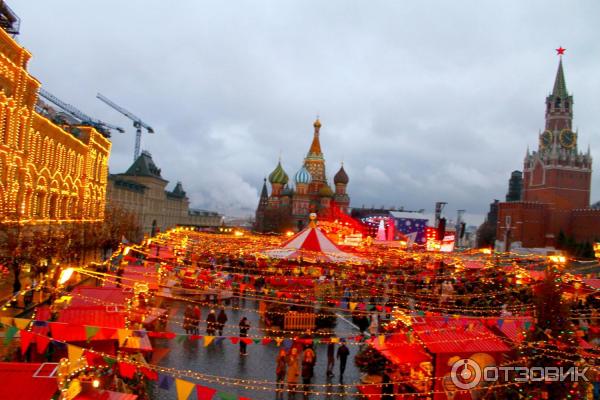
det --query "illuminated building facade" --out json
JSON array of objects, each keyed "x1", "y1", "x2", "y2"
[
  {"x1": 496, "y1": 57, "x2": 600, "y2": 249},
  {"x1": 107, "y1": 151, "x2": 222, "y2": 239},
  {"x1": 255, "y1": 119, "x2": 350, "y2": 233},
  {"x1": 0, "y1": 26, "x2": 111, "y2": 224}
]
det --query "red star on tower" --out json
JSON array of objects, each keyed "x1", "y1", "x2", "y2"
[{"x1": 556, "y1": 46, "x2": 566, "y2": 55}]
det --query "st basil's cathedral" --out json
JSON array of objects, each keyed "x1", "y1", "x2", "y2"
[{"x1": 255, "y1": 119, "x2": 350, "y2": 233}]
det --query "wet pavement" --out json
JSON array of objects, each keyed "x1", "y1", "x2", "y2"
[{"x1": 151, "y1": 298, "x2": 362, "y2": 399}]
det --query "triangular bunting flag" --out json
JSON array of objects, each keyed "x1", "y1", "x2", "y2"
[
  {"x1": 158, "y1": 373, "x2": 174, "y2": 390},
  {"x1": 140, "y1": 366, "x2": 158, "y2": 381},
  {"x1": 196, "y1": 384, "x2": 217, "y2": 400},
  {"x1": 217, "y1": 392, "x2": 236, "y2": 400},
  {"x1": 175, "y1": 378, "x2": 195, "y2": 400},
  {"x1": 349, "y1": 302, "x2": 357, "y2": 311},
  {"x1": 14, "y1": 318, "x2": 30, "y2": 330},
  {"x1": 261, "y1": 338, "x2": 272, "y2": 345},
  {"x1": 378, "y1": 335, "x2": 385, "y2": 347},
  {"x1": 274, "y1": 337, "x2": 283, "y2": 346},
  {"x1": 85, "y1": 326, "x2": 101, "y2": 342},
  {"x1": 497, "y1": 319, "x2": 504, "y2": 329},
  {"x1": 252, "y1": 338, "x2": 261, "y2": 344},
  {"x1": 20, "y1": 330, "x2": 34, "y2": 355},
  {"x1": 118, "y1": 361, "x2": 137, "y2": 379},
  {"x1": 36, "y1": 335, "x2": 50, "y2": 354},
  {"x1": 203, "y1": 336, "x2": 214, "y2": 347},
  {"x1": 103, "y1": 356, "x2": 117, "y2": 367},
  {"x1": 0, "y1": 317, "x2": 13, "y2": 327},
  {"x1": 3, "y1": 326, "x2": 18, "y2": 345},
  {"x1": 229, "y1": 337, "x2": 239, "y2": 344},
  {"x1": 67, "y1": 344, "x2": 85, "y2": 371},
  {"x1": 176, "y1": 334, "x2": 188, "y2": 344}
]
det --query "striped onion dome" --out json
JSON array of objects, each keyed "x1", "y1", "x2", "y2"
[
  {"x1": 268, "y1": 161, "x2": 289, "y2": 185},
  {"x1": 294, "y1": 165, "x2": 312, "y2": 185}
]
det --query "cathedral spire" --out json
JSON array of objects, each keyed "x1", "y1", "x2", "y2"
[
  {"x1": 260, "y1": 177, "x2": 268, "y2": 199},
  {"x1": 308, "y1": 117, "x2": 323, "y2": 157},
  {"x1": 552, "y1": 58, "x2": 568, "y2": 99}
]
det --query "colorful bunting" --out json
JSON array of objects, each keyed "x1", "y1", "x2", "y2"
[
  {"x1": 85, "y1": 326, "x2": 101, "y2": 342},
  {"x1": 203, "y1": 336, "x2": 214, "y2": 347},
  {"x1": 196, "y1": 384, "x2": 217, "y2": 400},
  {"x1": 3, "y1": 325, "x2": 18, "y2": 345},
  {"x1": 158, "y1": 373, "x2": 174, "y2": 390},
  {"x1": 175, "y1": 378, "x2": 195, "y2": 400}
]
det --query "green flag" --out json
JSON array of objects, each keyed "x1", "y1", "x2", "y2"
[
  {"x1": 85, "y1": 326, "x2": 101, "y2": 342},
  {"x1": 3, "y1": 326, "x2": 18, "y2": 345}
]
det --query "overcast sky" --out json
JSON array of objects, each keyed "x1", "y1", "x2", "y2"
[{"x1": 11, "y1": 1, "x2": 600, "y2": 225}]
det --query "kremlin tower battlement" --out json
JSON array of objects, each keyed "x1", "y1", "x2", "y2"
[{"x1": 255, "y1": 119, "x2": 350, "y2": 233}]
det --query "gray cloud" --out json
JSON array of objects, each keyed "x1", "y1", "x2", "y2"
[{"x1": 12, "y1": 0, "x2": 600, "y2": 226}]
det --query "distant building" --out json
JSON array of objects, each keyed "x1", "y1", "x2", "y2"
[
  {"x1": 0, "y1": 25, "x2": 110, "y2": 225},
  {"x1": 255, "y1": 118, "x2": 350, "y2": 233},
  {"x1": 496, "y1": 57, "x2": 600, "y2": 249},
  {"x1": 505, "y1": 170, "x2": 523, "y2": 202},
  {"x1": 107, "y1": 151, "x2": 222, "y2": 239}
]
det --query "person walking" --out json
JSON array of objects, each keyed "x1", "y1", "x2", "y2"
[
  {"x1": 239, "y1": 317, "x2": 250, "y2": 355},
  {"x1": 301, "y1": 346, "x2": 316, "y2": 398},
  {"x1": 326, "y1": 341, "x2": 335, "y2": 378},
  {"x1": 286, "y1": 347, "x2": 300, "y2": 400},
  {"x1": 337, "y1": 340, "x2": 350, "y2": 381},
  {"x1": 206, "y1": 309, "x2": 217, "y2": 336},
  {"x1": 217, "y1": 309, "x2": 228, "y2": 336},
  {"x1": 275, "y1": 349, "x2": 287, "y2": 399},
  {"x1": 193, "y1": 305, "x2": 201, "y2": 335},
  {"x1": 183, "y1": 305, "x2": 193, "y2": 334}
]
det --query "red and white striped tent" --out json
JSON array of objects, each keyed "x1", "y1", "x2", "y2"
[{"x1": 263, "y1": 225, "x2": 367, "y2": 263}]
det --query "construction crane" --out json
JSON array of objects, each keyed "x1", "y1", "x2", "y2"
[
  {"x1": 37, "y1": 88, "x2": 125, "y2": 137},
  {"x1": 96, "y1": 93, "x2": 154, "y2": 162}
]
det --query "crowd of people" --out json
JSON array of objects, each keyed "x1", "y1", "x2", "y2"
[{"x1": 275, "y1": 340, "x2": 350, "y2": 400}]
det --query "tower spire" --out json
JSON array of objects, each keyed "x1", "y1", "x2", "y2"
[
  {"x1": 308, "y1": 117, "x2": 322, "y2": 156},
  {"x1": 552, "y1": 58, "x2": 568, "y2": 99}
]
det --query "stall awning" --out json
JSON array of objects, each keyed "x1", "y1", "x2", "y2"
[{"x1": 0, "y1": 362, "x2": 58, "y2": 400}]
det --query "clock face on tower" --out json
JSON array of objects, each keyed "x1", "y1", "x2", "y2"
[
  {"x1": 559, "y1": 129, "x2": 576, "y2": 148},
  {"x1": 540, "y1": 130, "x2": 553, "y2": 149}
]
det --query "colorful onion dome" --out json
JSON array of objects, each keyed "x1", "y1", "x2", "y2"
[
  {"x1": 268, "y1": 161, "x2": 289, "y2": 185},
  {"x1": 294, "y1": 165, "x2": 312, "y2": 185},
  {"x1": 319, "y1": 184, "x2": 334, "y2": 197},
  {"x1": 334, "y1": 165, "x2": 349, "y2": 185}
]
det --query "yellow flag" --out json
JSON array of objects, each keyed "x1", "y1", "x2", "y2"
[
  {"x1": 0, "y1": 317, "x2": 13, "y2": 327},
  {"x1": 378, "y1": 335, "x2": 385, "y2": 347},
  {"x1": 274, "y1": 337, "x2": 284, "y2": 347},
  {"x1": 203, "y1": 335, "x2": 214, "y2": 347},
  {"x1": 117, "y1": 329, "x2": 132, "y2": 346},
  {"x1": 330, "y1": 337, "x2": 340, "y2": 344},
  {"x1": 175, "y1": 378, "x2": 195, "y2": 400},
  {"x1": 67, "y1": 345, "x2": 85, "y2": 372},
  {"x1": 349, "y1": 302, "x2": 358, "y2": 311},
  {"x1": 13, "y1": 318, "x2": 30, "y2": 330}
]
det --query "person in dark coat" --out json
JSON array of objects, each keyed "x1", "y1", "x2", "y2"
[
  {"x1": 326, "y1": 341, "x2": 335, "y2": 378},
  {"x1": 275, "y1": 349, "x2": 287, "y2": 399},
  {"x1": 337, "y1": 341, "x2": 350, "y2": 381},
  {"x1": 239, "y1": 317, "x2": 250, "y2": 355},
  {"x1": 206, "y1": 309, "x2": 217, "y2": 335},
  {"x1": 301, "y1": 346, "x2": 316, "y2": 398},
  {"x1": 217, "y1": 309, "x2": 228, "y2": 336}
]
